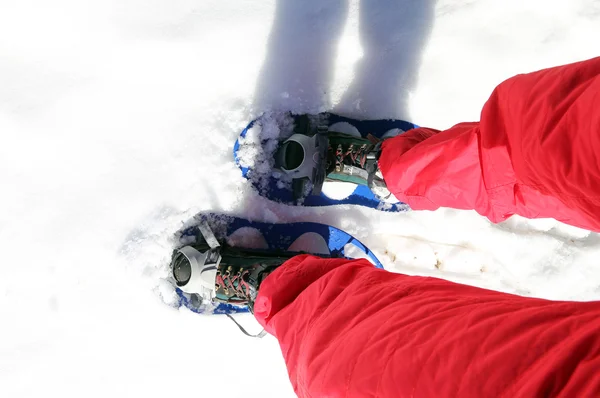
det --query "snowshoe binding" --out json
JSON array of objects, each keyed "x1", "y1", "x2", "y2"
[
  {"x1": 235, "y1": 112, "x2": 416, "y2": 210},
  {"x1": 171, "y1": 222, "x2": 291, "y2": 312},
  {"x1": 167, "y1": 213, "x2": 384, "y2": 335},
  {"x1": 274, "y1": 114, "x2": 393, "y2": 201}
]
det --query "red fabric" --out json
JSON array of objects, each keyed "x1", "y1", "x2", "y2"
[
  {"x1": 254, "y1": 254, "x2": 600, "y2": 398},
  {"x1": 379, "y1": 57, "x2": 600, "y2": 231}
]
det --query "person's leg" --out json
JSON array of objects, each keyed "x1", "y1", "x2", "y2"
[
  {"x1": 378, "y1": 57, "x2": 600, "y2": 231},
  {"x1": 254, "y1": 254, "x2": 600, "y2": 398}
]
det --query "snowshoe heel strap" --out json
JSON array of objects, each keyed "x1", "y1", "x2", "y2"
[{"x1": 310, "y1": 131, "x2": 328, "y2": 196}]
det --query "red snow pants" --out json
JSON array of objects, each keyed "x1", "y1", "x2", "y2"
[
  {"x1": 378, "y1": 57, "x2": 600, "y2": 231},
  {"x1": 254, "y1": 254, "x2": 600, "y2": 398}
]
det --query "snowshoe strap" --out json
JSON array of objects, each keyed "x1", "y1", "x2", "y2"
[
  {"x1": 274, "y1": 120, "x2": 329, "y2": 200},
  {"x1": 198, "y1": 221, "x2": 220, "y2": 249},
  {"x1": 226, "y1": 314, "x2": 267, "y2": 338},
  {"x1": 365, "y1": 141, "x2": 383, "y2": 190},
  {"x1": 310, "y1": 129, "x2": 328, "y2": 195}
]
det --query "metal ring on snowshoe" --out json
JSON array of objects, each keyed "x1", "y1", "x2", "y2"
[
  {"x1": 275, "y1": 133, "x2": 319, "y2": 179},
  {"x1": 172, "y1": 246, "x2": 221, "y2": 296},
  {"x1": 275, "y1": 132, "x2": 328, "y2": 197}
]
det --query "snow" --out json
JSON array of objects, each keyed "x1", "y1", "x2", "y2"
[
  {"x1": 1, "y1": 0, "x2": 600, "y2": 397},
  {"x1": 236, "y1": 111, "x2": 296, "y2": 194}
]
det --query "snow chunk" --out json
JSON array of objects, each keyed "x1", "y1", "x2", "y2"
[{"x1": 236, "y1": 112, "x2": 296, "y2": 195}]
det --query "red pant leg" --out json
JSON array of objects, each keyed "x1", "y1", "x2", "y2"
[
  {"x1": 379, "y1": 57, "x2": 600, "y2": 231},
  {"x1": 254, "y1": 254, "x2": 600, "y2": 397}
]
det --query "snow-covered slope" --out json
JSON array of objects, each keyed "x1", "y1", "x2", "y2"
[{"x1": 2, "y1": 0, "x2": 600, "y2": 397}]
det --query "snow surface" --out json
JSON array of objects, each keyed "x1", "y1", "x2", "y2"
[{"x1": 2, "y1": 0, "x2": 600, "y2": 397}]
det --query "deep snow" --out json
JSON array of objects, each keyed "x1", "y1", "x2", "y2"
[{"x1": 2, "y1": 0, "x2": 600, "y2": 397}]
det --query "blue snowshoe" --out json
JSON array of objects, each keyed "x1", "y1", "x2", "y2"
[
  {"x1": 234, "y1": 112, "x2": 417, "y2": 211},
  {"x1": 169, "y1": 213, "x2": 383, "y2": 316}
]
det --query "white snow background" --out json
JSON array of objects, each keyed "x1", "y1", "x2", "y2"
[{"x1": 2, "y1": 0, "x2": 600, "y2": 396}]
